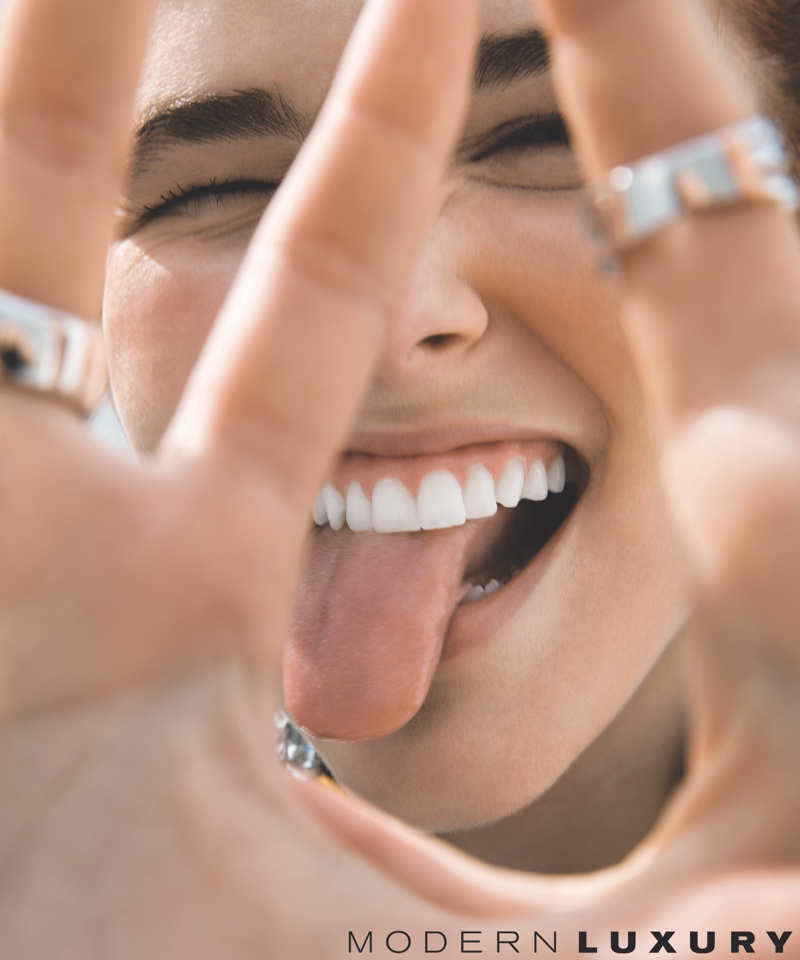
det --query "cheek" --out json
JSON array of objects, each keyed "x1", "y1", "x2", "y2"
[
  {"x1": 103, "y1": 238, "x2": 246, "y2": 452},
  {"x1": 472, "y1": 189, "x2": 643, "y2": 424}
]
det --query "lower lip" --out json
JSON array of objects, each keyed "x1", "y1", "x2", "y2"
[{"x1": 438, "y1": 497, "x2": 581, "y2": 663}]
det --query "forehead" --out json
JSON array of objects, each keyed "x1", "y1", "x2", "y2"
[{"x1": 137, "y1": 0, "x2": 540, "y2": 116}]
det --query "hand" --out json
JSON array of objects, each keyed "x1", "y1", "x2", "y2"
[
  {"x1": 540, "y1": 0, "x2": 800, "y2": 879},
  {"x1": 0, "y1": 0, "x2": 482, "y2": 953},
  {"x1": 2, "y1": 0, "x2": 800, "y2": 957}
]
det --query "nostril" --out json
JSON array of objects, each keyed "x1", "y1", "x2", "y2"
[{"x1": 421, "y1": 333, "x2": 458, "y2": 349}]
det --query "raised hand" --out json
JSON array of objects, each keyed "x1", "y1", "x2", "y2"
[
  {"x1": 540, "y1": 0, "x2": 800, "y2": 876},
  {"x1": 0, "y1": 0, "x2": 484, "y2": 954}
]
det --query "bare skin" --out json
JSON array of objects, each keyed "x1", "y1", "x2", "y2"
[
  {"x1": 105, "y1": 0, "x2": 693, "y2": 872},
  {"x1": 1, "y1": 0, "x2": 800, "y2": 956}
]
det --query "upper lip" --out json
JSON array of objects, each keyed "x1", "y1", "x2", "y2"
[{"x1": 346, "y1": 422, "x2": 575, "y2": 459}]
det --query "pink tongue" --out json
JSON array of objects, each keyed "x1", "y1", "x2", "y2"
[{"x1": 285, "y1": 525, "x2": 478, "y2": 741}]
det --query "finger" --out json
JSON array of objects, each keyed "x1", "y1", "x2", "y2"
[
  {"x1": 538, "y1": 0, "x2": 800, "y2": 422},
  {"x1": 538, "y1": 0, "x2": 753, "y2": 173},
  {"x1": 0, "y1": 0, "x2": 154, "y2": 317},
  {"x1": 166, "y1": 0, "x2": 478, "y2": 508},
  {"x1": 290, "y1": 777, "x2": 610, "y2": 917}
]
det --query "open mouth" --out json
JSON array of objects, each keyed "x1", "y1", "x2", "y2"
[
  {"x1": 287, "y1": 443, "x2": 588, "y2": 741},
  {"x1": 310, "y1": 447, "x2": 586, "y2": 605}
]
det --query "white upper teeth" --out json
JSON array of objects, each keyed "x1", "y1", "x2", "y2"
[
  {"x1": 418, "y1": 470, "x2": 467, "y2": 530},
  {"x1": 321, "y1": 482, "x2": 346, "y2": 532},
  {"x1": 547, "y1": 454, "x2": 566, "y2": 494},
  {"x1": 496, "y1": 459, "x2": 525, "y2": 508},
  {"x1": 463, "y1": 465, "x2": 498, "y2": 520},
  {"x1": 372, "y1": 478, "x2": 421, "y2": 533},
  {"x1": 346, "y1": 481, "x2": 372, "y2": 532},
  {"x1": 313, "y1": 452, "x2": 569, "y2": 534},
  {"x1": 312, "y1": 490, "x2": 328, "y2": 526},
  {"x1": 522, "y1": 459, "x2": 548, "y2": 501}
]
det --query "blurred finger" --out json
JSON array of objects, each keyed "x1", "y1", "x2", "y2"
[
  {"x1": 538, "y1": 0, "x2": 800, "y2": 422},
  {"x1": 166, "y1": 0, "x2": 477, "y2": 508},
  {"x1": 538, "y1": 0, "x2": 753, "y2": 173},
  {"x1": 0, "y1": 0, "x2": 153, "y2": 317}
]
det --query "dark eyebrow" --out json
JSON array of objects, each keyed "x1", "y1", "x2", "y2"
[
  {"x1": 132, "y1": 87, "x2": 310, "y2": 177},
  {"x1": 474, "y1": 29, "x2": 550, "y2": 89},
  {"x1": 130, "y1": 29, "x2": 549, "y2": 178}
]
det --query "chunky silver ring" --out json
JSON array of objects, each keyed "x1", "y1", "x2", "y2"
[
  {"x1": 0, "y1": 289, "x2": 107, "y2": 418},
  {"x1": 588, "y1": 115, "x2": 799, "y2": 270}
]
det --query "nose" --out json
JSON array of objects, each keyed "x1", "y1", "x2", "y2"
[{"x1": 380, "y1": 217, "x2": 488, "y2": 375}]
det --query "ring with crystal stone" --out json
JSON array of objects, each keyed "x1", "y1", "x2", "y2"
[
  {"x1": 587, "y1": 116, "x2": 799, "y2": 272},
  {"x1": 276, "y1": 709, "x2": 333, "y2": 780},
  {"x1": 0, "y1": 289, "x2": 107, "y2": 417}
]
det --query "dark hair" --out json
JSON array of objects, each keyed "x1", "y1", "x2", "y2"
[{"x1": 730, "y1": 0, "x2": 800, "y2": 175}]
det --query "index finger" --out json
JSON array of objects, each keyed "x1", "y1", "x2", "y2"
[
  {"x1": 165, "y1": 0, "x2": 478, "y2": 510},
  {"x1": 0, "y1": 0, "x2": 154, "y2": 318}
]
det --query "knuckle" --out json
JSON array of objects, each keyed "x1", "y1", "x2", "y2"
[
  {"x1": 277, "y1": 226, "x2": 395, "y2": 321},
  {"x1": 344, "y1": 93, "x2": 439, "y2": 171}
]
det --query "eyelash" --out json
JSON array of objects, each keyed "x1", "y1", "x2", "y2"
[
  {"x1": 137, "y1": 177, "x2": 279, "y2": 226},
  {"x1": 469, "y1": 113, "x2": 572, "y2": 163},
  {"x1": 136, "y1": 114, "x2": 572, "y2": 226}
]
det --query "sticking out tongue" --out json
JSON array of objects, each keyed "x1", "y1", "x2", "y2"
[{"x1": 286, "y1": 519, "x2": 502, "y2": 742}]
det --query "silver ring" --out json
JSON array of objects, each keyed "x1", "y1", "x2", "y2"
[
  {"x1": 0, "y1": 289, "x2": 107, "y2": 417},
  {"x1": 275, "y1": 709, "x2": 332, "y2": 780},
  {"x1": 588, "y1": 116, "x2": 799, "y2": 270}
]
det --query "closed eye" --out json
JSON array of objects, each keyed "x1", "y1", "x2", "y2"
[
  {"x1": 469, "y1": 113, "x2": 572, "y2": 163},
  {"x1": 136, "y1": 178, "x2": 279, "y2": 228},
  {"x1": 465, "y1": 113, "x2": 581, "y2": 191}
]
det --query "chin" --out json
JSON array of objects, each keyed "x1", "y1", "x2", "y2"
[{"x1": 311, "y1": 680, "x2": 574, "y2": 834}]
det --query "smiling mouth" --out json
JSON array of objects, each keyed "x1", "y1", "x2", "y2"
[
  {"x1": 311, "y1": 447, "x2": 585, "y2": 604},
  {"x1": 287, "y1": 442, "x2": 588, "y2": 743}
]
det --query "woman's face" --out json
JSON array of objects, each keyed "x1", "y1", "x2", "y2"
[{"x1": 105, "y1": 0, "x2": 695, "y2": 833}]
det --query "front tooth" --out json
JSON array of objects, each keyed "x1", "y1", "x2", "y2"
[
  {"x1": 547, "y1": 454, "x2": 566, "y2": 494},
  {"x1": 312, "y1": 490, "x2": 328, "y2": 526},
  {"x1": 321, "y1": 483, "x2": 346, "y2": 531},
  {"x1": 417, "y1": 470, "x2": 467, "y2": 531},
  {"x1": 496, "y1": 460, "x2": 525, "y2": 508},
  {"x1": 522, "y1": 459, "x2": 548, "y2": 502},
  {"x1": 484, "y1": 578, "x2": 501, "y2": 596},
  {"x1": 346, "y1": 481, "x2": 372, "y2": 532},
  {"x1": 463, "y1": 465, "x2": 498, "y2": 520},
  {"x1": 372, "y1": 478, "x2": 421, "y2": 533}
]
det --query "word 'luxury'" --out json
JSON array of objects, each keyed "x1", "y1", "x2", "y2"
[{"x1": 347, "y1": 930, "x2": 794, "y2": 956}]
